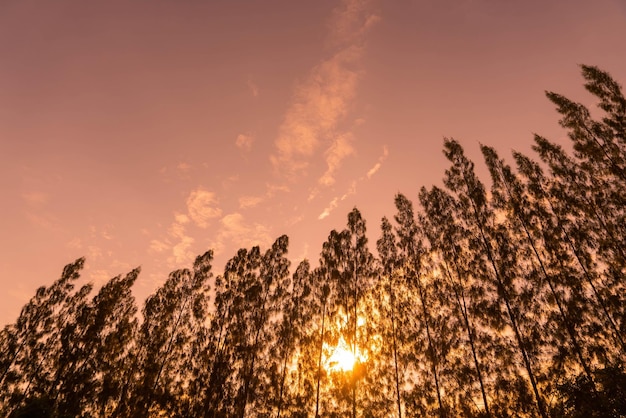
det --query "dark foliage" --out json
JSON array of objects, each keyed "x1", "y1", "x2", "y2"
[{"x1": 1, "y1": 65, "x2": 624, "y2": 417}]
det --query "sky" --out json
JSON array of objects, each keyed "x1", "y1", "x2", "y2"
[{"x1": 1, "y1": 0, "x2": 626, "y2": 325}]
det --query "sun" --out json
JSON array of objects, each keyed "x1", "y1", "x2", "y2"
[{"x1": 327, "y1": 337, "x2": 356, "y2": 372}]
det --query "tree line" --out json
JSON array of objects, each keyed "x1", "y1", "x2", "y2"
[{"x1": 1, "y1": 65, "x2": 625, "y2": 417}]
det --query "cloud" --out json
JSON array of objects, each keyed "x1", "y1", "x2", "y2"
[
  {"x1": 318, "y1": 180, "x2": 357, "y2": 219},
  {"x1": 86, "y1": 224, "x2": 115, "y2": 240},
  {"x1": 238, "y1": 181, "x2": 292, "y2": 210},
  {"x1": 317, "y1": 142, "x2": 386, "y2": 219},
  {"x1": 174, "y1": 212, "x2": 190, "y2": 225},
  {"x1": 366, "y1": 145, "x2": 389, "y2": 179},
  {"x1": 366, "y1": 163, "x2": 381, "y2": 178},
  {"x1": 168, "y1": 217, "x2": 187, "y2": 240},
  {"x1": 176, "y1": 162, "x2": 192, "y2": 178},
  {"x1": 88, "y1": 269, "x2": 113, "y2": 287},
  {"x1": 239, "y1": 195, "x2": 263, "y2": 209},
  {"x1": 186, "y1": 188, "x2": 222, "y2": 228},
  {"x1": 316, "y1": 144, "x2": 386, "y2": 220},
  {"x1": 172, "y1": 235, "x2": 195, "y2": 264},
  {"x1": 159, "y1": 162, "x2": 194, "y2": 181},
  {"x1": 236, "y1": 133, "x2": 255, "y2": 152},
  {"x1": 271, "y1": 47, "x2": 361, "y2": 179},
  {"x1": 149, "y1": 239, "x2": 169, "y2": 253},
  {"x1": 328, "y1": 0, "x2": 380, "y2": 49},
  {"x1": 101, "y1": 225, "x2": 114, "y2": 240},
  {"x1": 221, "y1": 174, "x2": 240, "y2": 190},
  {"x1": 212, "y1": 213, "x2": 272, "y2": 255},
  {"x1": 87, "y1": 245, "x2": 104, "y2": 261},
  {"x1": 265, "y1": 183, "x2": 290, "y2": 196},
  {"x1": 319, "y1": 132, "x2": 355, "y2": 186},
  {"x1": 158, "y1": 213, "x2": 197, "y2": 265},
  {"x1": 270, "y1": 0, "x2": 378, "y2": 181},
  {"x1": 67, "y1": 237, "x2": 83, "y2": 250},
  {"x1": 318, "y1": 197, "x2": 339, "y2": 220}
]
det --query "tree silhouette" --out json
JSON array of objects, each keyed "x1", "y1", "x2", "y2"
[{"x1": 1, "y1": 64, "x2": 625, "y2": 417}]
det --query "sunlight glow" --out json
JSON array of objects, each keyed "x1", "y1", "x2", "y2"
[{"x1": 327, "y1": 337, "x2": 356, "y2": 372}]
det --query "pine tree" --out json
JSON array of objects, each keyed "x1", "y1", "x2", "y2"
[
  {"x1": 531, "y1": 136, "x2": 626, "y2": 359},
  {"x1": 443, "y1": 138, "x2": 548, "y2": 417},
  {"x1": 393, "y1": 193, "x2": 449, "y2": 417},
  {"x1": 128, "y1": 251, "x2": 213, "y2": 417},
  {"x1": 376, "y1": 216, "x2": 404, "y2": 418},
  {"x1": 313, "y1": 231, "x2": 338, "y2": 418},
  {"x1": 0, "y1": 258, "x2": 91, "y2": 416},
  {"x1": 273, "y1": 259, "x2": 313, "y2": 417},
  {"x1": 240, "y1": 235, "x2": 291, "y2": 417},
  {"x1": 345, "y1": 208, "x2": 375, "y2": 418},
  {"x1": 482, "y1": 145, "x2": 596, "y2": 390},
  {"x1": 53, "y1": 267, "x2": 139, "y2": 416},
  {"x1": 201, "y1": 249, "x2": 247, "y2": 417},
  {"x1": 419, "y1": 186, "x2": 491, "y2": 417}
]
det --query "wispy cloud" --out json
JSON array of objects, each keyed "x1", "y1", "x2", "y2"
[
  {"x1": 319, "y1": 197, "x2": 339, "y2": 220},
  {"x1": 149, "y1": 239, "x2": 169, "y2": 253},
  {"x1": 236, "y1": 133, "x2": 255, "y2": 152},
  {"x1": 66, "y1": 237, "x2": 83, "y2": 250},
  {"x1": 319, "y1": 132, "x2": 355, "y2": 186},
  {"x1": 176, "y1": 162, "x2": 192, "y2": 178},
  {"x1": 186, "y1": 188, "x2": 222, "y2": 228},
  {"x1": 328, "y1": 0, "x2": 380, "y2": 49},
  {"x1": 366, "y1": 145, "x2": 389, "y2": 178},
  {"x1": 318, "y1": 180, "x2": 357, "y2": 219},
  {"x1": 270, "y1": 0, "x2": 379, "y2": 181},
  {"x1": 149, "y1": 189, "x2": 221, "y2": 265},
  {"x1": 238, "y1": 181, "x2": 292, "y2": 210},
  {"x1": 265, "y1": 182, "x2": 290, "y2": 196},
  {"x1": 155, "y1": 212, "x2": 196, "y2": 265},
  {"x1": 88, "y1": 269, "x2": 113, "y2": 287},
  {"x1": 239, "y1": 195, "x2": 263, "y2": 209},
  {"x1": 87, "y1": 224, "x2": 115, "y2": 241},
  {"x1": 87, "y1": 245, "x2": 104, "y2": 261},
  {"x1": 159, "y1": 162, "x2": 194, "y2": 181},
  {"x1": 171, "y1": 235, "x2": 195, "y2": 264},
  {"x1": 211, "y1": 212, "x2": 272, "y2": 255},
  {"x1": 318, "y1": 143, "x2": 384, "y2": 219}
]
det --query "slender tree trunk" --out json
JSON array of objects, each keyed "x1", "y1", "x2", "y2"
[
  {"x1": 494, "y1": 161, "x2": 595, "y2": 381},
  {"x1": 413, "y1": 268, "x2": 445, "y2": 418},
  {"x1": 352, "y1": 258, "x2": 358, "y2": 418},
  {"x1": 539, "y1": 176, "x2": 626, "y2": 352},
  {"x1": 441, "y1": 260, "x2": 491, "y2": 417},
  {"x1": 276, "y1": 350, "x2": 290, "y2": 418},
  {"x1": 315, "y1": 300, "x2": 326, "y2": 418},
  {"x1": 469, "y1": 198, "x2": 548, "y2": 418},
  {"x1": 239, "y1": 284, "x2": 273, "y2": 418},
  {"x1": 389, "y1": 274, "x2": 403, "y2": 418},
  {"x1": 205, "y1": 304, "x2": 230, "y2": 418},
  {"x1": 146, "y1": 290, "x2": 192, "y2": 413}
]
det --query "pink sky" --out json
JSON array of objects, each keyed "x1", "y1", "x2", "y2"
[{"x1": 2, "y1": 0, "x2": 626, "y2": 325}]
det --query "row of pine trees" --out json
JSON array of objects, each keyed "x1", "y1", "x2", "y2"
[{"x1": 1, "y1": 65, "x2": 625, "y2": 417}]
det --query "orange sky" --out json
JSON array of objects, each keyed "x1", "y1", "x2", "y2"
[{"x1": 2, "y1": 0, "x2": 626, "y2": 325}]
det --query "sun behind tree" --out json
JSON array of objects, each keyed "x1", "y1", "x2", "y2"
[
  {"x1": 327, "y1": 336, "x2": 356, "y2": 372},
  {"x1": 326, "y1": 334, "x2": 370, "y2": 374}
]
